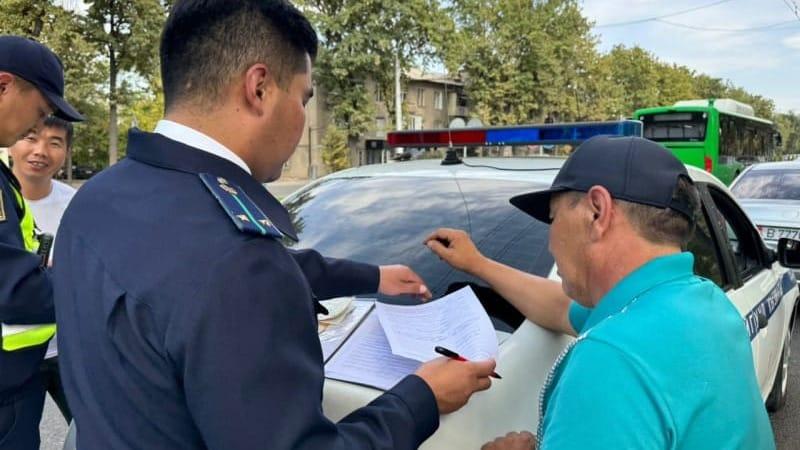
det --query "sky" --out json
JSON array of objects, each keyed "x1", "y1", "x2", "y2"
[{"x1": 581, "y1": 0, "x2": 800, "y2": 113}]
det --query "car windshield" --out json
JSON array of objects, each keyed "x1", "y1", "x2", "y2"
[
  {"x1": 731, "y1": 169, "x2": 800, "y2": 200},
  {"x1": 283, "y1": 176, "x2": 554, "y2": 305}
]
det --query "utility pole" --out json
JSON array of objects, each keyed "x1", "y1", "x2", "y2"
[{"x1": 394, "y1": 51, "x2": 403, "y2": 155}]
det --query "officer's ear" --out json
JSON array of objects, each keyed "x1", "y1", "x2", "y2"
[{"x1": 242, "y1": 63, "x2": 276, "y2": 115}]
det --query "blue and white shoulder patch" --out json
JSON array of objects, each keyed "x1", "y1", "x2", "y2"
[{"x1": 199, "y1": 173, "x2": 284, "y2": 239}]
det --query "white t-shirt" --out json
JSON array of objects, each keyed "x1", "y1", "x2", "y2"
[
  {"x1": 26, "y1": 180, "x2": 76, "y2": 359},
  {"x1": 27, "y1": 179, "x2": 76, "y2": 236}
]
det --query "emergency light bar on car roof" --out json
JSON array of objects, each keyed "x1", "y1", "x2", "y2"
[{"x1": 386, "y1": 120, "x2": 643, "y2": 148}]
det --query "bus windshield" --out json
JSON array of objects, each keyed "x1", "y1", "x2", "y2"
[{"x1": 641, "y1": 112, "x2": 707, "y2": 142}]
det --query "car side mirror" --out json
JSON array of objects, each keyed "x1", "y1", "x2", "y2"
[
  {"x1": 777, "y1": 238, "x2": 800, "y2": 268},
  {"x1": 764, "y1": 246, "x2": 778, "y2": 265}
]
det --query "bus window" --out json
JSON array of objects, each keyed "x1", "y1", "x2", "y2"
[{"x1": 642, "y1": 112, "x2": 707, "y2": 142}]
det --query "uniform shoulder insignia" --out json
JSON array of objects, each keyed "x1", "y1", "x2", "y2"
[{"x1": 199, "y1": 173, "x2": 284, "y2": 238}]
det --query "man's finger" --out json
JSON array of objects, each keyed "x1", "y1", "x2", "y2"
[
  {"x1": 418, "y1": 284, "x2": 432, "y2": 300},
  {"x1": 424, "y1": 228, "x2": 458, "y2": 244},
  {"x1": 425, "y1": 239, "x2": 450, "y2": 258},
  {"x1": 471, "y1": 358, "x2": 497, "y2": 377},
  {"x1": 475, "y1": 375, "x2": 492, "y2": 392}
]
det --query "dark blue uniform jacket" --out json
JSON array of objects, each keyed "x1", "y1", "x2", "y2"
[
  {"x1": 53, "y1": 130, "x2": 439, "y2": 449},
  {"x1": 0, "y1": 162, "x2": 53, "y2": 399}
]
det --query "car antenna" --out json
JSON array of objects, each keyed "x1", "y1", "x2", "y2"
[{"x1": 441, "y1": 124, "x2": 463, "y2": 165}]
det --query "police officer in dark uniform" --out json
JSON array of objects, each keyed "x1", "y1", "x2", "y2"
[
  {"x1": 0, "y1": 36, "x2": 84, "y2": 449},
  {"x1": 53, "y1": 2, "x2": 496, "y2": 449}
]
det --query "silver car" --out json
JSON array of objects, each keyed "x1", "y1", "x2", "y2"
[{"x1": 731, "y1": 160, "x2": 800, "y2": 279}]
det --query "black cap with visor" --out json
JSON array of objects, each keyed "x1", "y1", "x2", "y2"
[
  {"x1": 0, "y1": 35, "x2": 84, "y2": 122},
  {"x1": 510, "y1": 135, "x2": 694, "y2": 224}
]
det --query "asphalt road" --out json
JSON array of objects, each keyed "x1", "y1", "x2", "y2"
[{"x1": 39, "y1": 316, "x2": 800, "y2": 449}]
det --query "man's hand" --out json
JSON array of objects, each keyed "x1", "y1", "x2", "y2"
[
  {"x1": 414, "y1": 357, "x2": 495, "y2": 414},
  {"x1": 481, "y1": 431, "x2": 536, "y2": 450},
  {"x1": 424, "y1": 228, "x2": 486, "y2": 275},
  {"x1": 378, "y1": 265, "x2": 432, "y2": 300}
]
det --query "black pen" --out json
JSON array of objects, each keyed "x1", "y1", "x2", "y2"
[{"x1": 435, "y1": 346, "x2": 502, "y2": 379}]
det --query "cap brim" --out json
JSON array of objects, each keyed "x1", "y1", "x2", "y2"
[
  {"x1": 509, "y1": 187, "x2": 567, "y2": 224},
  {"x1": 42, "y1": 89, "x2": 84, "y2": 122}
]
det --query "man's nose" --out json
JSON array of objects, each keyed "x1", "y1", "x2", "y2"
[{"x1": 31, "y1": 141, "x2": 47, "y2": 156}]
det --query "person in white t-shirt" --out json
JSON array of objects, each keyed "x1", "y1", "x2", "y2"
[{"x1": 8, "y1": 116, "x2": 76, "y2": 423}]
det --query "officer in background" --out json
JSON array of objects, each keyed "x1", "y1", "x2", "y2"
[
  {"x1": 0, "y1": 36, "x2": 83, "y2": 449},
  {"x1": 53, "y1": 1, "x2": 496, "y2": 449},
  {"x1": 427, "y1": 136, "x2": 774, "y2": 449}
]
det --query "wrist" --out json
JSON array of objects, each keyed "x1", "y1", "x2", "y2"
[{"x1": 468, "y1": 254, "x2": 491, "y2": 279}]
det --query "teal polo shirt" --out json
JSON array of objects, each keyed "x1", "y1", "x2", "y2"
[{"x1": 539, "y1": 252, "x2": 775, "y2": 450}]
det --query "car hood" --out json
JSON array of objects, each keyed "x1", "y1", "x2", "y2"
[{"x1": 738, "y1": 199, "x2": 800, "y2": 226}]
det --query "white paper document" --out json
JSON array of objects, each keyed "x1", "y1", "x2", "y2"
[
  {"x1": 376, "y1": 286, "x2": 498, "y2": 362},
  {"x1": 318, "y1": 300, "x2": 374, "y2": 362},
  {"x1": 325, "y1": 312, "x2": 421, "y2": 390}
]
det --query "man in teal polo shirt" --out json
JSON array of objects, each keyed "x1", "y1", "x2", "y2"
[{"x1": 426, "y1": 135, "x2": 775, "y2": 449}]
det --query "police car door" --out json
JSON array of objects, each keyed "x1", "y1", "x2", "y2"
[{"x1": 703, "y1": 185, "x2": 783, "y2": 399}]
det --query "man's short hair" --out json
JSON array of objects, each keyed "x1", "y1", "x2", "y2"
[
  {"x1": 618, "y1": 176, "x2": 700, "y2": 249},
  {"x1": 43, "y1": 116, "x2": 74, "y2": 150},
  {"x1": 161, "y1": 0, "x2": 318, "y2": 111}
]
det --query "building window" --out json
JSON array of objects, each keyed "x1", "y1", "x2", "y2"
[
  {"x1": 434, "y1": 91, "x2": 443, "y2": 110},
  {"x1": 416, "y1": 88, "x2": 425, "y2": 107},
  {"x1": 411, "y1": 115, "x2": 423, "y2": 130},
  {"x1": 376, "y1": 117, "x2": 386, "y2": 131},
  {"x1": 374, "y1": 85, "x2": 383, "y2": 103}
]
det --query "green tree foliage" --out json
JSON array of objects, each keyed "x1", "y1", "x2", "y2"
[
  {"x1": 320, "y1": 124, "x2": 350, "y2": 172},
  {"x1": 83, "y1": 0, "x2": 167, "y2": 165},
  {"x1": 0, "y1": 0, "x2": 108, "y2": 169},
  {"x1": 775, "y1": 112, "x2": 800, "y2": 154},
  {"x1": 446, "y1": 0, "x2": 611, "y2": 125},
  {"x1": 298, "y1": 0, "x2": 451, "y2": 138}
]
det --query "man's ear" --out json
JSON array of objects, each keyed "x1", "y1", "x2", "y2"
[
  {"x1": 243, "y1": 63, "x2": 276, "y2": 115},
  {"x1": 0, "y1": 72, "x2": 13, "y2": 94},
  {"x1": 586, "y1": 186, "x2": 614, "y2": 239}
]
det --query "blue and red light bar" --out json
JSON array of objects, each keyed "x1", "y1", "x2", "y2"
[{"x1": 386, "y1": 120, "x2": 643, "y2": 148}]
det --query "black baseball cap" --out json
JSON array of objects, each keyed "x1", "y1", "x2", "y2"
[
  {"x1": 510, "y1": 135, "x2": 694, "y2": 224},
  {"x1": 0, "y1": 35, "x2": 84, "y2": 122}
]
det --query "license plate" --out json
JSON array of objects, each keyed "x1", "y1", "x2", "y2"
[{"x1": 762, "y1": 226, "x2": 800, "y2": 240}]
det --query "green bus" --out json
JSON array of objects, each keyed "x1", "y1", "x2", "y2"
[{"x1": 634, "y1": 99, "x2": 780, "y2": 185}]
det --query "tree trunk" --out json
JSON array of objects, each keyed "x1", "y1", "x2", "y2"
[{"x1": 108, "y1": 46, "x2": 118, "y2": 166}]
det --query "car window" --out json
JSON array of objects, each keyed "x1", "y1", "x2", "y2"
[
  {"x1": 731, "y1": 168, "x2": 800, "y2": 200},
  {"x1": 686, "y1": 199, "x2": 727, "y2": 288},
  {"x1": 283, "y1": 176, "x2": 554, "y2": 305},
  {"x1": 707, "y1": 187, "x2": 764, "y2": 283}
]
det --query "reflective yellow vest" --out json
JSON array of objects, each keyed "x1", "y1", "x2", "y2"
[{"x1": 1, "y1": 185, "x2": 56, "y2": 352}]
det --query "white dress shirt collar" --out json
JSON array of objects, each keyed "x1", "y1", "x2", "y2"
[{"x1": 154, "y1": 119, "x2": 251, "y2": 175}]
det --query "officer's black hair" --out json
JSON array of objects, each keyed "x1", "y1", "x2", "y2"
[{"x1": 161, "y1": 0, "x2": 318, "y2": 111}]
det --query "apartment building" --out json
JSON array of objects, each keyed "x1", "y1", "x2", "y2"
[{"x1": 282, "y1": 69, "x2": 471, "y2": 180}]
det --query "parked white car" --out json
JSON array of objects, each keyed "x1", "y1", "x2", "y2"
[
  {"x1": 731, "y1": 160, "x2": 800, "y2": 282},
  {"x1": 277, "y1": 157, "x2": 800, "y2": 448}
]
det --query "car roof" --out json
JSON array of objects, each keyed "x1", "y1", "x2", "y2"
[
  {"x1": 321, "y1": 156, "x2": 727, "y2": 193},
  {"x1": 324, "y1": 157, "x2": 563, "y2": 186},
  {"x1": 744, "y1": 160, "x2": 800, "y2": 171}
]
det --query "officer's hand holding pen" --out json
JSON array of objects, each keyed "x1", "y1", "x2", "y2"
[{"x1": 414, "y1": 356, "x2": 496, "y2": 414}]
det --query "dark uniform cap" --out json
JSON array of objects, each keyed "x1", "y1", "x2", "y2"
[
  {"x1": 510, "y1": 135, "x2": 693, "y2": 224},
  {"x1": 0, "y1": 35, "x2": 84, "y2": 122}
]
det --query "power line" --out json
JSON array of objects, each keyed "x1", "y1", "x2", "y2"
[
  {"x1": 655, "y1": 18, "x2": 799, "y2": 32},
  {"x1": 596, "y1": 0, "x2": 736, "y2": 28},
  {"x1": 781, "y1": 0, "x2": 800, "y2": 21}
]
